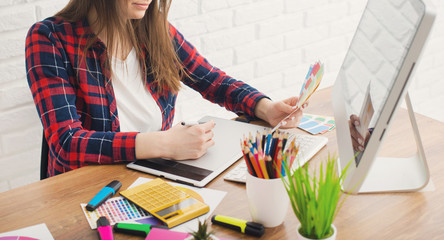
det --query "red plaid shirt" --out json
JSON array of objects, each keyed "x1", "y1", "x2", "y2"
[{"x1": 26, "y1": 17, "x2": 267, "y2": 177}]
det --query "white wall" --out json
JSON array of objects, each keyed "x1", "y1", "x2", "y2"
[{"x1": 0, "y1": 0, "x2": 443, "y2": 192}]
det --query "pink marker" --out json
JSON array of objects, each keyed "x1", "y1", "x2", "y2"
[{"x1": 97, "y1": 216, "x2": 114, "y2": 240}]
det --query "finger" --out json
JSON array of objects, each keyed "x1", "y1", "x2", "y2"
[
  {"x1": 276, "y1": 101, "x2": 294, "y2": 114},
  {"x1": 281, "y1": 114, "x2": 302, "y2": 129},
  {"x1": 350, "y1": 114, "x2": 360, "y2": 127},
  {"x1": 284, "y1": 96, "x2": 299, "y2": 107},
  {"x1": 199, "y1": 120, "x2": 215, "y2": 132},
  {"x1": 285, "y1": 116, "x2": 301, "y2": 128},
  {"x1": 292, "y1": 113, "x2": 303, "y2": 124},
  {"x1": 190, "y1": 139, "x2": 214, "y2": 159},
  {"x1": 352, "y1": 138, "x2": 363, "y2": 152},
  {"x1": 349, "y1": 120, "x2": 364, "y2": 145},
  {"x1": 290, "y1": 107, "x2": 303, "y2": 117},
  {"x1": 203, "y1": 129, "x2": 214, "y2": 142},
  {"x1": 350, "y1": 128, "x2": 364, "y2": 151},
  {"x1": 280, "y1": 121, "x2": 295, "y2": 129},
  {"x1": 203, "y1": 138, "x2": 215, "y2": 150},
  {"x1": 286, "y1": 106, "x2": 303, "y2": 121},
  {"x1": 365, "y1": 131, "x2": 371, "y2": 143}
]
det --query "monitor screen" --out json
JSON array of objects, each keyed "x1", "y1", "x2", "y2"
[
  {"x1": 337, "y1": 0, "x2": 424, "y2": 166},
  {"x1": 332, "y1": 0, "x2": 434, "y2": 193}
]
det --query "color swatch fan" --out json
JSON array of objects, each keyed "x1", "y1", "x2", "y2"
[
  {"x1": 297, "y1": 61, "x2": 324, "y2": 108},
  {"x1": 272, "y1": 61, "x2": 324, "y2": 132}
]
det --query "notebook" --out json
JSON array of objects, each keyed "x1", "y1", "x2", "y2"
[
  {"x1": 127, "y1": 116, "x2": 273, "y2": 187},
  {"x1": 145, "y1": 228, "x2": 191, "y2": 240}
]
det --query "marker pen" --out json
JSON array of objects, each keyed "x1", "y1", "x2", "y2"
[
  {"x1": 97, "y1": 216, "x2": 113, "y2": 240},
  {"x1": 86, "y1": 180, "x2": 122, "y2": 211},
  {"x1": 211, "y1": 215, "x2": 265, "y2": 237},
  {"x1": 113, "y1": 223, "x2": 168, "y2": 237}
]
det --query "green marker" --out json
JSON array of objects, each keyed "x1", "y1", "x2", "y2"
[
  {"x1": 211, "y1": 215, "x2": 265, "y2": 237},
  {"x1": 113, "y1": 223, "x2": 168, "y2": 237}
]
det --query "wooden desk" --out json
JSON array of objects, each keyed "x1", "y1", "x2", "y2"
[{"x1": 1, "y1": 87, "x2": 444, "y2": 239}]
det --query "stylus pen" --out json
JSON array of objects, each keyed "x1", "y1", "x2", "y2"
[
  {"x1": 86, "y1": 180, "x2": 122, "y2": 211},
  {"x1": 181, "y1": 121, "x2": 203, "y2": 126},
  {"x1": 97, "y1": 216, "x2": 114, "y2": 240}
]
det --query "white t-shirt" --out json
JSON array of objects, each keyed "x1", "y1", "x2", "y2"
[{"x1": 111, "y1": 48, "x2": 162, "y2": 132}]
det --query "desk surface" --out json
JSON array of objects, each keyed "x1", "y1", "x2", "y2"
[{"x1": 1, "y1": 87, "x2": 444, "y2": 239}]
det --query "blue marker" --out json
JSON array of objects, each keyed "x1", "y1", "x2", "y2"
[{"x1": 86, "y1": 180, "x2": 122, "y2": 211}]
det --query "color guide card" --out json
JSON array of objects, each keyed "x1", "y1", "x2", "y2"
[
  {"x1": 297, "y1": 61, "x2": 324, "y2": 108},
  {"x1": 81, "y1": 196, "x2": 158, "y2": 229},
  {"x1": 271, "y1": 61, "x2": 324, "y2": 133},
  {"x1": 298, "y1": 113, "x2": 335, "y2": 135}
]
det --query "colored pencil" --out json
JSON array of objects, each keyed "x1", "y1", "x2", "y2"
[
  {"x1": 256, "y1": 131, "x2": 263, "y2": 154},
  {"x1": 247, "y1": 145, "x2": 263, "y2": 179},
  {"x1": 273, "y1": 137, "x2": 283, "y2": 177},
  {"x1": 240, "y1": 130, "x2": 301, "y2": 179},
  {"x1": 269, "y1": 131, "x2": 278, "y2": 159},
  {"x1": 276, "y1": 150, "x2": 284, "y2": 177},
  {"x1": 256, "y1": 149, "x2": 269, "y2": 179},
  {"x1": 265, "y1": 130, "x2": 272, "y2": 155},
  {"x1": 265, "y1": 155, "x2": 274, "y2": 179},
  {"x1": 241, "y1": 141, "x2": 256, "y2": 176}
]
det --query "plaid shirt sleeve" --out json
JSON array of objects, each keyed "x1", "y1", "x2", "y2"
[
  {"x1": 26, "y1": 20, "x2": 137, "y2": 176},
  {"x1": 169, "y1": 24, "x2": 269, "y2": 118}
]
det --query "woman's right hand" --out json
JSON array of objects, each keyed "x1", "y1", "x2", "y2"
[
  {"x1": 135, "y1": 120, "x2": 215, "y2": 160},
  {"x1": 163, "y1": 120, "x2": 216, "y2": 160}
]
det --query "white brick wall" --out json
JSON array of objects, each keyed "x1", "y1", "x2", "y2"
[{"x1": 1, "y1": 0, "x2": 443, "y2": 192}]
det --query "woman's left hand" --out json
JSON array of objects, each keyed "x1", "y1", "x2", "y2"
[{"x1": 254, "y1": 97, "x2": 306, "y2": 129}]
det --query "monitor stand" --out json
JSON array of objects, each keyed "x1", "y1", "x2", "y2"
[{"x1": 357, "y1": 92, "x2": 430, "y2": 193}]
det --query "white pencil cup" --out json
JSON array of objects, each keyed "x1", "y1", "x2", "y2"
[{"x1": 246, "y1": 173, "x2": 290, "y2": 228}]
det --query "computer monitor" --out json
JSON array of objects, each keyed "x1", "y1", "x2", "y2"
[{"x1": 332, "y1": 0, "x2": 435, "y2": 193}]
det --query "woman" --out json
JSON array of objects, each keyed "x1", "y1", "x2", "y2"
[{"x1": 26, "y1": 0, "x2": 304, "y2": 178}]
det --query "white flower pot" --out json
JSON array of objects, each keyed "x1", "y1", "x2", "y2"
[{"x1": 296, "y1": 224, "x2": 337, "y2": 240}]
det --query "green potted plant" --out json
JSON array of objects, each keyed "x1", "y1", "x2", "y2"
[
  {"x1": 281, "y1": 153, "x2": 350, "y2": 240},
  {"x1": 186, "y1": 220, "x2": 219, "y2": 240}
]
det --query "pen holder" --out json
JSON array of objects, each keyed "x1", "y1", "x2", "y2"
[{"x1": 246, "y1": 173, "x2": 289, "y2": 228}]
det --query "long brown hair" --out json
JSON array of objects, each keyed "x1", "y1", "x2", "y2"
[{"x1": 55, "y1": 0, "x2": 185, "y2": 93}]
